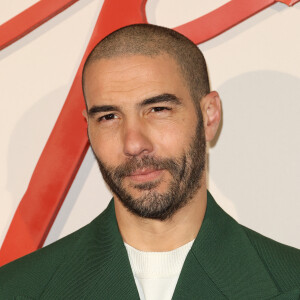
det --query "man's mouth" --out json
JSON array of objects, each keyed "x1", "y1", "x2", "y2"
[{"x1": 127, "y1": 168, "x2": 163, "y2": 183}]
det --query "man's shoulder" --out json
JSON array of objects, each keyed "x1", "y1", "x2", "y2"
[
  {"x1": 0, "y1": 206, "x2": 109, "y2": 298},
  {"x1": 242, "y1": 225, "x2": 300, "y2": 291}
]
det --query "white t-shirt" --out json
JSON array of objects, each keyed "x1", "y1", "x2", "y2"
[{"x1": 124, "y1": 240, "x2": 194, "y2": 300}]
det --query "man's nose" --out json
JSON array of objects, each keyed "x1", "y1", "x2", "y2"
[{"x1": 122, "y1": 120, "x2": 154, "y2": 157}]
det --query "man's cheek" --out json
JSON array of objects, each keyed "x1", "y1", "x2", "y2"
[
  {"x1": 91, "y1": 135, "x2": 118, "y2": 161},
  {"x1": 156, "y1": 132, "x2": 186, "y2": 154}
]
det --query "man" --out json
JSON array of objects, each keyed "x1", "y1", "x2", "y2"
[{"x1": 0, "y1": 24, "x2": 299, "y2": 299}]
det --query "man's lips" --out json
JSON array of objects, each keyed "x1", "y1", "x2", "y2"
[{"x1": 127, "y1": 168, "x2": 163, "y2": 183}]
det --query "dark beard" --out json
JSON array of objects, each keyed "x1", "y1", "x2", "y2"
[{"x1": 92, "y1": 113, "x2": 206, "y2": 221}]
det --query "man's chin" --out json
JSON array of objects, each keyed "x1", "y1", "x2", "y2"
[{"x1": 131, "y1": 180, "x2": 161, "y2": 191}]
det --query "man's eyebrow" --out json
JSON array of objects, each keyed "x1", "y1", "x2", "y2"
[
  {"x1": 88, "y1": 105, "x2": 119, "y2": 117},
  {"x1": 139, "y1": 93, "x2": 182, "y2": 107},
  {"x1": 87, "y1": 93, "x2": 182, "y2": 116}
]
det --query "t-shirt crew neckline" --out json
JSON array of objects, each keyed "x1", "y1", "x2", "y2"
[
  {"x1": 124, "y1": 239, "x2": 194, "y2": 279},
  {"x1": 124, "y1": 240, "x2": 194, "y2": 300}
]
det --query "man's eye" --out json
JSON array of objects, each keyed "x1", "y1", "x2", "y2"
[
  {"x1": 98, "y1": 113, "x2": 117, "y2": 122},
  {"x1": 151, "y1": 107, "x2": 171, "y2": 112}
]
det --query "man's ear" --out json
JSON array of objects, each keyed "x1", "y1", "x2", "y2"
[
  {"x1": 82, "y1": 109, "x2": 88, "y2": 121},
  {"x1": 200, "y1": 91, "x2": 221, "y2": 142}
]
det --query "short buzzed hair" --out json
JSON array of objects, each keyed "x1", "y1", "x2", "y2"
[{"x1": 82, "y1": 24, "x2": 210, "y2": 104}]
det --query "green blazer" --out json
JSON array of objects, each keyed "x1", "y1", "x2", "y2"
[{"x1": 1, "y1": 192, "x2": 299, "y2": 299}]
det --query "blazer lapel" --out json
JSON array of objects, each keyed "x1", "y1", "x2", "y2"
[
  {"x1": 29, "y1": 192, "x2": 285, "y2": 299},
  {"x1": 173, "y1": 191, "x2": 280, "y2": 300},
  {"x1": 40, "y1": 200, "x2": 139, "y2": 300}
]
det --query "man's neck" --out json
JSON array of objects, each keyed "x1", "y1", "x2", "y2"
[{"x1": 114, "y1": 180, "x2": 207, "y2": 252}]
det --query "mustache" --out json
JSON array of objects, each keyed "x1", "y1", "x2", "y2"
[{"x1": 112, "y1": 156, "x2": 181, "y2": 179}]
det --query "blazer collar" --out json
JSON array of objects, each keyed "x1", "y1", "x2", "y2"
[{"x1": 173, "y1": 191, "x2": 280, "y2": 299}]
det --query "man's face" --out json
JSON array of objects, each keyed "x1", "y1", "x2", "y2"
[{"x1": 84, "y1": 54, "x2": 206, "y2": 220}]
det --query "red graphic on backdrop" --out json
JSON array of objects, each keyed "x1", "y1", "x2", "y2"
[
  {"x1": 1, "y1": 0, "x2": 299, "y2": 50},
  {"x1": 0, "y1": 0, "x2": 298, "y2": 266},
  {"x1": 0, "y1": 0, "x2": 79, "y2": 51}
]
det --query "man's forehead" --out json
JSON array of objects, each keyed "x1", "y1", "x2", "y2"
[
  {"x1": 83, "y1": 54, "x2": 184, "y2": 91},
  {"x1": 85, "y1": 52, "x2": 178, "y2": 72},
  {"x1": 82, "y1": 52, "x2": 191, "y2": 109}
]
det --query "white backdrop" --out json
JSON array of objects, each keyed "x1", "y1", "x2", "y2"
[{"x1": 0, "y1": 0, "x2": 299, "y2": 252}]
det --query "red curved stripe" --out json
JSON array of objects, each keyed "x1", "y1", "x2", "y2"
[
  {"x1": 174, "y1": 0, "x2": 276, "y2": 44},
  {"x1": 0, "y1": 0, "x2": 79, "y2": 51},
  {"x1": 177, "y1": 0, "x2": 300, "y2": 44}
]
